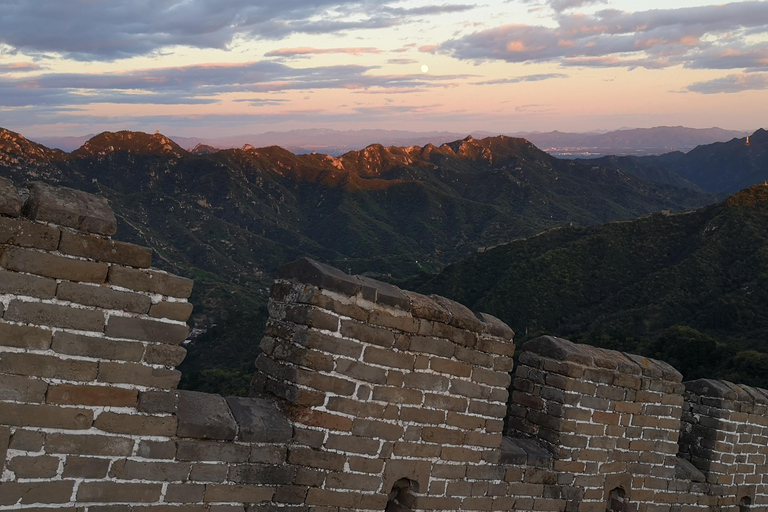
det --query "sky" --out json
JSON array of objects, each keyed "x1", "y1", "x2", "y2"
[{"x1": 1, "y1": 0, "x2": 767, "y2": 138}]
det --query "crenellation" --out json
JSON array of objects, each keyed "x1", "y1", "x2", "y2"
[{"x1": 1, "y1": 177, "x2": 767, "y2": 511}]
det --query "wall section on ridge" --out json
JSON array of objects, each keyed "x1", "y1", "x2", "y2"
[{"x1": 0, "y1": 177, "x2": 766, "y2": 512}]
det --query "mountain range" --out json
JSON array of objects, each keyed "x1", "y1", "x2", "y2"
[
  {"x1": 415, "y1": 183, "x2": 768, "y2": 387},
  {"x1": 33, "y1": 126, "x2": 746, "y2": 158},
  {"x1": 0, "y1": 125, "x2": 722, "y2": 393}
]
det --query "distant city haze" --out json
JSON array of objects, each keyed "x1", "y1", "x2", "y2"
[{"x1": 0, "y1": 0, "x2": 766, "y2": 137}]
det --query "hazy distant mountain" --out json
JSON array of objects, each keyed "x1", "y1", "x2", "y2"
[
  {"x1": 0, "y1": 126, "x2": 715, "y2": 393},
  {"x1": 30, "y1": 126, "x2": 746, "y2": 156},
  {"x1": 592, "y1": 129, "x2": 768, "y2": 194},
  {"x1": 524, "y1": 126, "x2": 747, "y2": 158}
]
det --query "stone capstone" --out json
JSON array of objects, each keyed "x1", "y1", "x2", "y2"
[
  {"x1": 23, "y1": 181, "x2": 117, "y2": 236},
  {"x1": 176, "y1": 390, "x2": 237, "y2": 441},
  {"x1": 0, "y1": 177, "x2": 23, "y2": 217},
  {"x1": 225, "y1": 396, "x2": 292, "y2": 443}
]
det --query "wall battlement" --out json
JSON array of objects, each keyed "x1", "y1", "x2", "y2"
[{"x1": 0, "y1": 179, "x2": 766, "y2": 512}]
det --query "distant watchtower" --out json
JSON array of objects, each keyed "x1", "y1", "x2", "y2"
[{"x1": 746, "y1": 136, "x2": 751, "y2": 146}]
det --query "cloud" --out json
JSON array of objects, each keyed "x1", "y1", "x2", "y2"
[
  {"x1": 0, "y1": 1, "x2": 476, "y2": 61},
  {"x1": 0, "y1": 60, "x2": 471, "y2": 107},
  {"x1": 0, "y1": 62, "x2": 42, "y2": 72},
  {"x1": 524, "y1": 0, "x2": 607, "y2": 14},
  {"x1": 387, "y1": 58, "x2": 419, "y2": 65},
  {"x1": 419, "y1": 45, "x2": 439, "y2": 53},
  {"x1": 440, "y1": 1, "x2": 768, "y2": 71},
  {"x1": 265, "y1": 47, "x2": 382, "y2": 58},
  {"x1": 686, "y1": 72, "x2": 768, "y2": 94},
  {"x1": 474, "y1": 73, "x2": 567, "y2": 85}
]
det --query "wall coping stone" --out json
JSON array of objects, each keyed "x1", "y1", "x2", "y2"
[
  {"x1": 522, "y1": 335, "x2": 683, "y2": 382},
  {"x1": 226, "y1": 396, "x2": 293, "y2": 443},
  {"x1": 176, "y1": 390, "x2": 237, "y2": 441},
  {"x1": 685, "y1": 378, "x2": 768, "y2": 405},
  {"x1": 675, "y1": 456, "x2": 706, "y2": 482},
  {"x1": 0, "y1": 176, "x2": 23, "y2": 217},
  {"x1": 23, "y1": 181, "x2": 117, "y2": 236}
]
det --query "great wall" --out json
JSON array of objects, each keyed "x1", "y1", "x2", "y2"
[{"x1": 0, "y1": 179, "x2": 766, "y2": 511}]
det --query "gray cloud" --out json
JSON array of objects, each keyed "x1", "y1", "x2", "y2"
[
  {"x1": 264, "y1": 47, "x2": 383, "y2": 58},
  {"x1": 441, "y1": 1, "x2": 768, "y2": 71},
  {"x1": 686, "y1": 72, "x2": 768, "y2": 93},
  {"x1": 0, "y1": 1, "x2": 474, "y2": 61},
  {"x1": 0, "y1": 60, "x2": 469, "y2": 107},
  {"x1": 473, "y1": 73, "x2": 567, "y2": 85}
]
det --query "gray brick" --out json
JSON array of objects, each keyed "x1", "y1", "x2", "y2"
[
  {"x1": 226, "y1": 396, "x2": 292, "y2": 443},
  {"x1": 0, "y1": 374, "x2": 48, "y2": 403},
  {"x1": 5, "y1": 299, "x2": 105, "y2": 331},
  {"x1": 0, "y1": 321, "x2": 52, "y2": 349},
  {"x1": 0, "y1": 352, "x2": 98, "y2": 381},
  {"x1": 0, "y1": 268, "x2": 57, "y2": 299},
  {"x1": 24, "y1": 181, "x2": 117, "y2": 236},
  {"x1": 56, "y1": 281, "x2": 151, "y2": 313},
  {"x1": 0, "y1": 216, "x2": 60, "y2": 250},
  {"x1": 59, "y1": 230, "x2": 151, "y2": 268},
  {"x1": 0, "y1": 176, "x2": 23, "y2": 216},
  {"x1": 108, "y1": 265, "x2": 193, "y2": 298},
  {"x1": 0, "y1": 246, "x2": 108, "y2": 283},
  {"x1": 143, "y1": 343, "x2": 187, "y2": 366},
  {"x1": 97, "y1": 362, "x2": 181, "y2": 389},
  {"x1": 149, "y1": 301, "x2": 193, "y2": 322},
  {"x1": 51, "y1": 331, "x2": 144, "y2": 362},
  {"x1": 105, "y1": 315, "x2": 189, "y2": 344}
]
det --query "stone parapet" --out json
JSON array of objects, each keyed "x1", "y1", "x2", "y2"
[{"x1": 0, "y1": 177, "x2": 766, "y2": 512}]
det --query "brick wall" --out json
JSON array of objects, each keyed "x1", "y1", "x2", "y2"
[{"x1": 0, "y1": 177, "x2": 766, "y2": 512}]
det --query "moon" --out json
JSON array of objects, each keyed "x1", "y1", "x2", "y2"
[{"x1": 421, "y1": 64, "x2": 429, "y2": 73}]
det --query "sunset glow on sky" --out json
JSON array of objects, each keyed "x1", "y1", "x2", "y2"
[{"x1": 1, "y1": 0, "x2": 767, "y2": 138}]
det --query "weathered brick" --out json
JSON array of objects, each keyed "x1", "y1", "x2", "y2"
[
  {"x1": 352, "y1": 418, "x2": 404, "y2": 441},
  {"x1": 110, "y1": 459, "x2": 192, "y2": 481},
  {"x1": 0, "y1": 320, "x2": 52, "y2": 349},
  {"x1": 95, "y1": 412, "x2": 177, "y2": 436},
  {"x1": 325, "y1": 433, "x2": 381, "y2": 455},
  {"x1": 0, "y1": 402, "x2": 92, "y2": 429},
  {"x1": 325, "y1": 471, "x2": 381, "y2": 491},
  {"x1": 0, "y1": 352, "x2": 98, "y2": 381},
  {"x1": 0, "y1": 268, "x2": 57, "y2": 298},
  {"x1": 57, "y1": 280, "x2": 151, "y2": 313},
  {"x1": 190, "y1": 462, "x2": 229, "y2": 482},
  {"x1": 294, "y1": 328, "x2": 363, "y2": 358},
  {"x1": 149, "y1": 300, "x2": 194, "y2": 322},
  {"x1": 108, "y1": 265, "x2": 193, "y2": 298},
  {"x1": 400, "y1": 406, "x2": 445, "y2": 425},
  {"x1": 0, "y1": 216, "x2": 60, "y2": 250},
  {"x1": 0, "y1": 177, "x2": 23, "y2": 217},
  {"x1": 137, "y1": 439, "x2": 177, "y2": 459},
  {"x1": 403, "y1": 372, "x2": 449, "y2": 392},
  {"x1": 422, "y1": 426, "x2": 465, "y2": 445},
  {"x1": 105, "y1": 315, "x2": 189, "y2": 344},
  {"x1": 363, "y1": 346, "x2": 415, "y2": 370},
  {"x1": 7, "y1": 455, "x2": 60, "y2": 478},
  {"x1": 51, "y1": 331, "x2": 144, "y2": 362},
  {"x1": 0, "y1": 246, "x2": 108, "y2": 283},
  {"x1": 370, "y1": 385, "x2": 422, "y2": 405},
  {"x1": 59, "y1": 230, "x2": 152, "y2": 267},
  {"x1": 368, "y1": 309, "x2": 419, "y2": 333},
  {"x1": 340, "y1": 319, "x2": 395, "y2": 347},
  {"x1": 177, "y1": 440, "x2": 250, "y2": 463},
  {"x1": 249, "y1": 445, "x2": 287, "y2": 464},
  {"x1": 144, "y1": 343, "x2": 187, "y2": 366},
  {"x1": 25, "y1": 181, "x2": 117, "y2": 235},
  {"x1": 62, "y1": 456, "x2": 111, "y2": 478},
  {"x1": 77, "y1": 482, "x2": 163, "y2": 502},
  {"x1": 430, "y1": 356, "x2": 472, "y2": 377},
  {"x1": 47, "y1": 384, "x2": 138, "y2": 407},
  {"x1": 424, "y1": 393, "x2": 468, "y2": 412},
  {"x1": 410, "y1": 335, "x2": 455, "y2": 357},
  {"x1": 9, "y1": 429, "x2": 45, "y2": 451},
  {"x1": 284, "y1": 305, "x2": 339, "y2": 331},
  {"x1": 177, "y1": 390, "x2": 237, "y2": 440},
  {"x1": 45, "y1": 433, "x2": 134, "y2": 456},
  {"x1": 335, "y1": 358, "x2": 387, "y2": 384},
  {"x1": 204, "y1": 484, "x2": 274, "y2": 503},
  {"x1": 165, "y1": 483, "x2": 206, "y2": 503},
  {"x1": 228, "y1": 463, "x2": 296, "y2": 485},
  {"x1": 288, "y1": 446, "x2": 346, "y2": 471},
  {"x1": 305, "y1": 488, "x2": 358, "y2": 508},
  {"x1": 98, "y1": 361, "x2": 182, "y2": 389},
  {"x1": 5, "y1": 299, "x2": 105, "y2": 331},
  {"x1": 0, "y1": 481, "x2": 74, "y2": 506}
]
